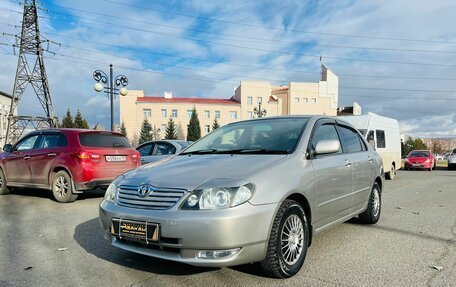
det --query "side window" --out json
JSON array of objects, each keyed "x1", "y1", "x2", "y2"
[
  {"x1": 376, "y1": 130, "x2": 386, "y2": 148},
  {"x1": 338, "y1": 126, "x2": 363, "y2": 153},
  {"x1": 137, "y1": 143, "x2": 154, "y2": 156},
  {"x1": 39, "y1": 134, "x2": 68, "y2": 148},
  {"x1": 312, "y1": 124, "x2": 341, "y2": 154},
  {"x1": 15, "y1": 135, "x2": 39, "y2": 151},
  {"x1": 154, "y1": 143, "x2": 176, "y2": 155}
]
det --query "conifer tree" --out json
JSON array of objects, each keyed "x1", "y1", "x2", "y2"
[
  {"x1": 165, "y1": 117, "x2": 177, "y2": 140},
  {"x1": 187, "y1": 107, "x2": 201, "y2": 141},
  {"x1": 139, "y1": 118, "x2": 153, "y2": 144}
]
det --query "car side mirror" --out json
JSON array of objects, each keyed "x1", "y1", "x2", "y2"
[
  {"x1": 3, "y1": 144, "x2": 13, "y2": 153},
  {"x1": 315, "y1": 139, "x2": 340, "y2": 155}
]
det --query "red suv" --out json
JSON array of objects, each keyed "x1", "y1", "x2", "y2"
[{"x1": 0, "y1": 129, "x2": 140, "y2": 202}]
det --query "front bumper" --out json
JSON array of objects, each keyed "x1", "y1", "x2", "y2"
[
  {"x1": 99, "y1": 200, "x2": 277, "y2": 267},
  {"x1": 404, "y1": 162, "x2": 432, "y2": 169}
]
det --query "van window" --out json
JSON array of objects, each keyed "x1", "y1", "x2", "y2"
[{"x1": 376, "y1": 130, "x2": 386, "y2": 148}]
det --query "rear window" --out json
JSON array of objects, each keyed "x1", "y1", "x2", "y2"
[{"x1": 79, "y1": 132, "x2": 131, "y2": 148}]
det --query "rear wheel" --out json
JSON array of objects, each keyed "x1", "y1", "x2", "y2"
[
  {"x1": 0, "y1": 168, "x2": 10, "y2": 195},
  {"x1": 51, "y1": 171, "x2": 78, "y2": 203},
  {"x1": 359, "y1": 183, "x2": 381, "y2": 224},
  {"x1": 259, "y1": 199, "x2": 309, "y2": 278},
  {"x1": 385, "y1": 164, "x2": 395, "y2": 180}
]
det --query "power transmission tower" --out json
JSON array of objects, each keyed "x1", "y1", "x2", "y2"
[{"x1": 5, "y1": 0, "x2": 58, "y2": 144}]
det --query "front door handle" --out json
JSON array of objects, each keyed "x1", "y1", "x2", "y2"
[
  {"x1": 368, "y1": 156, "x2": 374, "y2": 163},
  {"x1": 47, "y1": 153, "x2": 57, "y2": 157},
  {"x1": 23, "y1": 155, "x2": 31, "y2": 160},
  {"x1": 345, "y1": 160, "x2": 352, "y2": 167}
]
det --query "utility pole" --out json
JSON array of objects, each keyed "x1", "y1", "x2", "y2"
[
  {"x1": 5, "y1": 0, "x2": 58, "y2": 144},
  {"x1": 253, "y1": 102, "x2": 267, "y2": 118}
]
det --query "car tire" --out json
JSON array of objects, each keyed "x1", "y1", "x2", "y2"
[
  {"x1": 385, "y1": 164, "x2": 395, "y2": 180},
  {"x1": 359, "y1": 183, "x2": 381, "y2": 224},
  {"x1": 51, "y1": 171, "x2": 78, "y2": 203},
  {"x1": 259, "y1": 199, "x2": 309, "y2": 279},
  {"x1": 0, "y1": 168, "x2": 10, "y2": 195}
]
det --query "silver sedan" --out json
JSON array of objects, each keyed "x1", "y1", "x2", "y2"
[
  {"x1": 99, "y1": 116, "x2": 384, "y2": 278},
  {"x1": 136, "y1": 140, "x2": 192, "y2": 165}
]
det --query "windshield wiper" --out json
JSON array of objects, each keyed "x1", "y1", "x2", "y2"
[
  {"x1": 214, "y1": 149, "x2": 289, "y2": 154},
  {"x1": 180, "y1": 149, "x2": 219, "y2": 155}
]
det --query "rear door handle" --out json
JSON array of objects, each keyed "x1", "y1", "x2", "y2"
[
  {"x1": 47, "y1": 153, "x2": 57, "y2": 157},
  {"x1": 345, "y1": 160, "x2": 352, "y2": 167},
  {"x1": 23, "y1": 155, "x2": 31, "y2": 160}
]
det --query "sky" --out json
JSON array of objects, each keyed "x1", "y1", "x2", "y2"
[{"x1": 0, "y1": 0, "x2": 455, "y2": 137}]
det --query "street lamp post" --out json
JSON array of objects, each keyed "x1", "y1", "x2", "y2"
[
  {"x1": 253, "y1": 102, "x2": 267, "y2": 118},
  {"x1": 93, "y1": 64, "x2": 129, "y2": 131}
]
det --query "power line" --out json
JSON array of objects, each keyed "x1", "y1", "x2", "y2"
[
  {"x1": 1, "y1": 7, "x2": 452, "y2": 68},
  {"x1": 102, "y1": 0, "x2": 456, "y2": 45},
  {"x1": 33, "y1": 4, "x2": 456, "y2": 55},
  {"x1": 2, "y1": 51, "x2": 455, "y2": 101}
]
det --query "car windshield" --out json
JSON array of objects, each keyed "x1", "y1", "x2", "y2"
[
  {"x1": 180, "y1": 118, "x2": 309, "y2": 155},
  {"x1": 176, "y1": 141, "x2": 191, "y2": 148},
  {"x1": 409, "y1": 151, "x2": 430, "y2": 157},
  {"x1": 79, "y1": 132, "x2": 131, "y2": 148}
]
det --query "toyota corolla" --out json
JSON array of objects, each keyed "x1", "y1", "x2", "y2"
[{"x1": 99, "y1": 116, "x2": 384, "y2": 278}]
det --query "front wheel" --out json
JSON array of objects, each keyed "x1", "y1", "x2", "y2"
[
  {"x1": 52, "y1": 171, "x2": 78, "y2": 203},
  {"x1": 259, "y1": 199, "x2": 309, "y2": 278},
  {"x1": 0, "y1": 168, "x2": 10, "y2": 195},
  {"x1": 359, "y1": 183, "x2": 381, "y2": 224}
]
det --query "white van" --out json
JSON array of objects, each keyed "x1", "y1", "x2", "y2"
[{"x1": 339, "y1": 113, "x2": 401, "y2": 180}]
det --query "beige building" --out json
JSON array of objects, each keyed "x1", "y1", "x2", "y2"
[
  {"x1": 120, "y1": 64, "x2": 338, "y2": 141},
  {"x1": 0, "y1": 91, "x2": 14, "y2": 146}
]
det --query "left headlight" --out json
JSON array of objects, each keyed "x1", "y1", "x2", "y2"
[{"x1": 181, "y1": 184, "x2": 254, "y2": 210}]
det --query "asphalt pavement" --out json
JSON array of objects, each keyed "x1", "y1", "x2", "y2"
[{"x1": 0, "y1": 169, "x2": 455, "y2": 287}]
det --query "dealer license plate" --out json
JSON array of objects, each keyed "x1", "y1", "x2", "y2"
[{"x1": 111, "y1": 218, "x2": 159, "y2": 243}]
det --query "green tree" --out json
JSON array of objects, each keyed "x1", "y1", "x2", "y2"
[
  {"x1": 212, "y1": 118, "x2": 220, "y2": 130},
  {"x1": 74, "y1": 110, "x2": 89, "y2": 129},
  {"x1": 60, "y1": 109, "x2": 74, "y2": 128},
  {"x1": 187, "y1": 107, "x2": 201, "y2": 141},
  {"x1": 165, "y1": 117, "x2": 178, "y2": 139},
  {"x1": 120, "y1": 120, "x2": 127, "y2": 137},
  {"x1": 403, "y1": 136, "x2": 427, "y2": 156},
  {"x1": 139, "y1": 118, "x2": 153, "y2": 144}
]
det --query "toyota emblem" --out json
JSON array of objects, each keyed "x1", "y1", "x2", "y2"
[{"x1": 137, "y1": 185, "x2": 154, "y2": 197}]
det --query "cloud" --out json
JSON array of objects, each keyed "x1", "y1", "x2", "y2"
[{"x1": 0, "y1": 0, "x2": 455, "y2": 138}]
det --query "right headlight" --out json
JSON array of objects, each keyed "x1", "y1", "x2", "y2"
[
  {"x1": 181, "y1": 184, "x2": 254, "y2": 210},
  {"x1": 104, "y1": 175, "x2": 123, "y2": 203}
]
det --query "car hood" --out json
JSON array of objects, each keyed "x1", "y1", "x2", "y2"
[
  {"x1": 407, "y1": 157, "x2": 430, "y2": 163},
  {"x1": 120, "y1": 154, "x2": 288, "y2": 191}
]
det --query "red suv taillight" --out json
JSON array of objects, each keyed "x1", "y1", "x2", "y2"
[
  {"x1": 77, "y1": 151, "x2": 101, "y2": 163},
  {"x1": 131, "y1": 151, "x2": 140, "y2": 166}
]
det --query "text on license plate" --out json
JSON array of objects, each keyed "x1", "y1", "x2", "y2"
[
  {"x1": 105, "y1": 155, "x2": 126, "y2": 162},
  {"x1": 111, "y1": 218, "x2": 159, "y2": 243}
]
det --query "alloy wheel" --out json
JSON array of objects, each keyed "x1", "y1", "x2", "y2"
[
  {"x1": 281, "y1": 214, "x2": 304, "y2": 265},
  {"x1": 54, "y1": 176, "x2": 69, "y2": 198},
  {"x1": 372, "y1": 188, "x2": 380, "y2": 218}
]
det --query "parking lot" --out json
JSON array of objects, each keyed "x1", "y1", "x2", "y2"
[{"x1": 0, "y1": 169, "x2": 455, "y2": 287}]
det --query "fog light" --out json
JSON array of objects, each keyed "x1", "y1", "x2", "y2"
[{"x1": 197, "y1": 248, "x2": 241, "y2": 259}]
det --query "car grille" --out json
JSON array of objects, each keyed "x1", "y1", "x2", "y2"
[{"x1": 117, "y1": 185, "x2": 186, "y2": 210}]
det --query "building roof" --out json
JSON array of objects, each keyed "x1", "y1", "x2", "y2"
[
  {"x1": 137, "y1": 96, "x2": 240, "y2": 105},
  {"x1": 0, "y1": 90, "x2": 12, "y2": 99}
]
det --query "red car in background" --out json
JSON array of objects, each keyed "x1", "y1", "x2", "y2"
[
  {"x1": 0, "y1": 129, "x2": 140, "y2": 203},
  {"x1": 404, "y1": 150, "x2": 435, "y2": 171}
]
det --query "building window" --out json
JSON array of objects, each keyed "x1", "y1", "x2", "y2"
[
  {"x1": 204, "y1": 125, "x2": 210, "y2": 133},
  {"x1": 257, "y1": 97, "x2": 263, "y2": 104},
  {"x1": 187, "y1": 110, "x2": 193, "y2": 118},
  {"x1": 161, "y1": 124, "x2": 167, "y2": 133},
  {"x1": 204, "y1": 110, "x2": 210, "y2": 119},
  {"x1": 247, "y1": 111, "x2": 253, "y2": 119},
  {"x1": 143, "y1": 109, "x2": 151, "y2": 117},
  {"x1": 247, "y1": 96, "x2": 253, "y2": 105},
  {"x1": 311, "y1": 98, "x2": 317, "y2": 104},
  {"x1": 161, "y1": 109, "x2": 167, "y2": 118},
  {"x1": 294, "y1": 97, "x2": 300, "y2": 103},
  {"x1": 303, "y1": 98, "x2": 309, "y2": 103},
  {"x1": 171, "y1": 109, "x2": 178, "y2": 118},
  {"x1": 214, "y1": 110, "x2": 220, "y2": 119},
  {"x1": 230, "y1": 111, "x2": 238, "y2": 119}
]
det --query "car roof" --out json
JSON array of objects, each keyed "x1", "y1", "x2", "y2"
[{"x1": 26, "y1": 128, "x2": 123, "y2": 136}]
